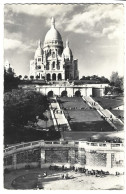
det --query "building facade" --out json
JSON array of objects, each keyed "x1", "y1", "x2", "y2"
[
  {"x1": 4, "y1": 60, "x2": 14, "y2": 75},
  {"x1": 30, "y1": 18, "x2": 79, "y2": 81}
]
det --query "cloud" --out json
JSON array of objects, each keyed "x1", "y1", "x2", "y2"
[
  {"x1": 4, "y1": 29, "x2": 23, "y2": 40},
  {"x1": 4, "y1": 38, "x2": 35, "y2": 52},
  {"x1": 4, "y1": 19, "x2": 23, "y2": 26},
  {"x1": 102, "y1": 25, "x2": 123, "y2": 40},
  {"x1": 4, "y1": 38, "x2": 22, "y2": 50},
  {"x1": 5, "y1": 4, "x2": 75, "y2": 18},
  {"x1": 64, "y1": 4, "x2": 124, "y2": 39},
  {"x1": 4, "y1": 28, "x2": 37, "y2": 52}
]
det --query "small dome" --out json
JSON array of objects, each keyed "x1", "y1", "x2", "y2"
[
  {"x1": 34, "y1": 40, "x2": 42, "y2": 58},
  {"x1": 63, "y1": 40, "x2": 73, "y2": 60},
  {"x1": 44, "y1": 18, "x2": 62, "y2": 45}
]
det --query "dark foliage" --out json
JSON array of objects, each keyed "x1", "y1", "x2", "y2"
[
  {"x1": 4, "y1": 70, "x2": 20, "y2": 92},
  {"x1": 4, "y1": 90, "x2": 61, "y2": 144}
]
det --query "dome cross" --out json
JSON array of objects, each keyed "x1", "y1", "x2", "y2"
[{"x1": 51, "y1": 17, "x2": 55, "y2": 28}]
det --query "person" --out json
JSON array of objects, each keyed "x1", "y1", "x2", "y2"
[
  {"x1": 49, "y1": 165, "x2": 52, "y2": 170},
  {"x1": 75, "y1": 168, "x2": 78, "y2": 172},
  {"x1": 72, "y1": 166, "x2": 75, "y2": 171},
  {"x1": 61, "y1": 174, "x2": 64, "y2": 179},
  {"x1": 43, "y1": 171, "x2": 47, "y2": 177},
  {"x1": 62, "y1": 165, "x2": 64, "y2": 171},
  {"x1": 65, "y1": 173, "x2": 69, "y2": 179}
]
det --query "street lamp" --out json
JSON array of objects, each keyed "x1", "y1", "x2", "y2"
[{"x1": 44, "y1": 110, "x2": 48, "y2": 130}]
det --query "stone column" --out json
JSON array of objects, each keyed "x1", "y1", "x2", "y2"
[
  {"x1": 40, "y1": 149, "x2": 46, "y2": 168},
  {"x1": 13, "y1": 153, "x2": 17, "y2": 170},
  {"x1": 106, "y1": 152, "x2": 112, "y2": 169},
  {"x1": 68, "y1": 149, "x2": 76, "y2": 164}
]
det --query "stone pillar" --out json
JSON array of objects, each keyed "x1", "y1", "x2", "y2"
[
  {"x1": 40, "y1": 149, "x2": 46, "y2": 168},
  {"x1": 106, "y1": 152, "x2": 112, "y2": 169},
  {"x1": 79, "y1": 150, "x2": 86, "y2": 165},
  {"x1": 68, "y1": 149, "x2": 76, "y2": 164},
  {"x1": 62, "y1": 71, "x2": 65, "y2": 80},
  {"x1": 13, "y1": 153, "x2": 17, "y2": 170}
]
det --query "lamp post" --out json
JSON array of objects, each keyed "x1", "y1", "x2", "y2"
[{"x1": 44, "y1": 110, "x2": 48, "y2": 130}]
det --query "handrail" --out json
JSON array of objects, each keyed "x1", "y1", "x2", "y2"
[{"x1": 4, "y1": 139, "x2": 124, "y2": 154}]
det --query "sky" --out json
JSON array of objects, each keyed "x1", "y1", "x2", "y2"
[{"x1": 4, "y1": 3, "x2": 125, "y2": 79}]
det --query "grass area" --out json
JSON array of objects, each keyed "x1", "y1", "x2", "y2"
[
  {"x1": 4, "y1": 167, "x2": 124, "y2": 190},
  {"x1": 57, "y1": 97, "x2": 90, "y2": 110},
  {"x1": 111, "y1": 110, "x2": 124, "y2": 122},
  {"x1": 93, "y1": 96, "x2": 124, "y2": 109},
  {"x1": 64, "y1": 110, "x2": 102, "y2": 122},
  {"x1": 4, "y1": 168, "x2": 60, "y2": 190},
  {"x1": 58, "y1": 97, "x2": 114, "y2": 132},
  {"x1": 69, "y1": 121, "x2": 114, "y2": 132},
  {"x1": 62, "y1": 131, "x2": 123, "y2": 141}
]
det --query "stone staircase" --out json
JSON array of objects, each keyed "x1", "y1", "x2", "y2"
[
  {"x1": 49, "y1": 98, "x2": 71, "y2": 131},
  {"x1": 82, "y1": 96, "x2": 123, "y2": 131}
]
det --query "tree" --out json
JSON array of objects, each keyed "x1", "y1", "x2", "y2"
[
  {"x1": 24, "y1": 75, "x2": 28, "y2": 79},
  {"x1": 110, "y1": 72, "x2": 124, "y2": 93},
  {"x1": 19, "y1": 75, "x2": 22, "y2": 80},
  {"x1": 4, "y1": 90, "x2": 51, "y2": 144},
  {"x1": 36, "y1": 75, "x2": 39, "y2": 80},
  {"x1": 4, "y1": 69, "x2": 20, "y2": 92},
  {"x1": 110, "y1": 72, "x2": 119, "y2": 86},
  {"x1": 30, "y1": 75, "x2": 34, "y2": 80}
]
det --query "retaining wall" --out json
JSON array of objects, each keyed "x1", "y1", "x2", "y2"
[{"x1": 4, "y1": 140, "x2": 124, "y2": 174}]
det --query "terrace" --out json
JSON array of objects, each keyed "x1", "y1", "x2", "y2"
[
  {"x1": 111, "y1": 110, "x2": 124, "y2": 122},
  {"x1": 57, "y1": 97, "x2": 114, "y2": 132},
  {"x1": 57, "y1": 97, "x2": 90, "y2": 110},
  {"x1": 93, "y1": 96, "x2": 124, "y2": 110}
]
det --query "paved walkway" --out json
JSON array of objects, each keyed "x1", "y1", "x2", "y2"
[
  {"x1": 50, "y1": 98, "x2": 71, "y2": 131},
  {"x1": 82, "y1": 96, "x2": 123, "y2": 131},
  {"x1": 4, "y1": 168, "x2": 124, "y2": 190}
]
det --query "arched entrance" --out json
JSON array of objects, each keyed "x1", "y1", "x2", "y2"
[
  {"x1": 46, "y1": 73, "x2": 51, "y2": 81},
  {"x1": 61, "y1": 90, "x2": 67, "y2": 97},
  {"x1": 75, "y1": 90, "x2": 81, "y2": 97},
  {"x1": 48, "y1": 91, "x2": 53, "y2": 97},
  {"x1": 52, "y1": 73, "x2": 56, "y2": 81},
  {"x1": 58, "y1": 73, "x2": 62, "y2": 80}
]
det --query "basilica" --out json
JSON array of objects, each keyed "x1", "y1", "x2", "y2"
[{"x1": 29, "y1": 18, "x2": 79, "y2": 81}]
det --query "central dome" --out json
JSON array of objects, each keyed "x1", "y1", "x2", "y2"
[{"x1": 44, "y1": 18, "x2": 62, "y2": 45}]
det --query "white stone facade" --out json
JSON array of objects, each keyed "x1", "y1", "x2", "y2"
[{"x1": 29, "y1": 18, "x2": 79, "y2": 81}]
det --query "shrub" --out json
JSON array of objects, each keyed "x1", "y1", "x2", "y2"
[
  {"x1": 25, "y1": 165, "x2": 31, "y2": 170},
  {"x1": 4, "y1": 168, "x2": 10, "y2": 174}
]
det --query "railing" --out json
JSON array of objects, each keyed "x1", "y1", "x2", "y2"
[{"x1": 4, "y1": 139, "x2": 124, "y2": 155}]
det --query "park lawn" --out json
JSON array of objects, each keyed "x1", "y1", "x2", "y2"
[
  {"x1": 93, "y1": 96, "x2": 124, "y2": 109},
  {"x1": 111, "y1": 110, "x2": 124, "y2": 122},
  {"x1": 64, "y1": 110, "x2": 102, "y2": 122},
  {"x1": 58, "y1": 97, "x2": 90, "y2": 110},
  {"x1": 62, "y1": 131, "x2": 122, "y2": 141},
  {"x1": 69, "y1": 121, "x2": 114, "y2": 132}
]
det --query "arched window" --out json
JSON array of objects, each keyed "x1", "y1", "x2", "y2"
[
  {"x1": 52, "y1": 52, "x2": 55, "y2": 58},
  {"x1": 75, "y1": 90, "x2": 81, "y2": 97},
  {"x1": 57, "y1": 61, "x2": 60, "y2": 70},
  {"x1": 46, "y1": 74, "x2": 51, "y2": 81},
  {"x1": 61, "y1": 90, "x2": 67, "y2": 97},
  {"x1": 58, "y1": 73, "x2": 62, "y2": 80},
  {"x1": 52, "y1": 61, "x2": 55, "y2": 69},
  {"x1": 46, "y1": 62, "x2": 49, "y2": 70},
  {"x1": 52, "y1": 73, "x2": 56, "y2": 81},
  {"x1": 48, "y1": 91, "x2": 53, "y2": 97}
]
